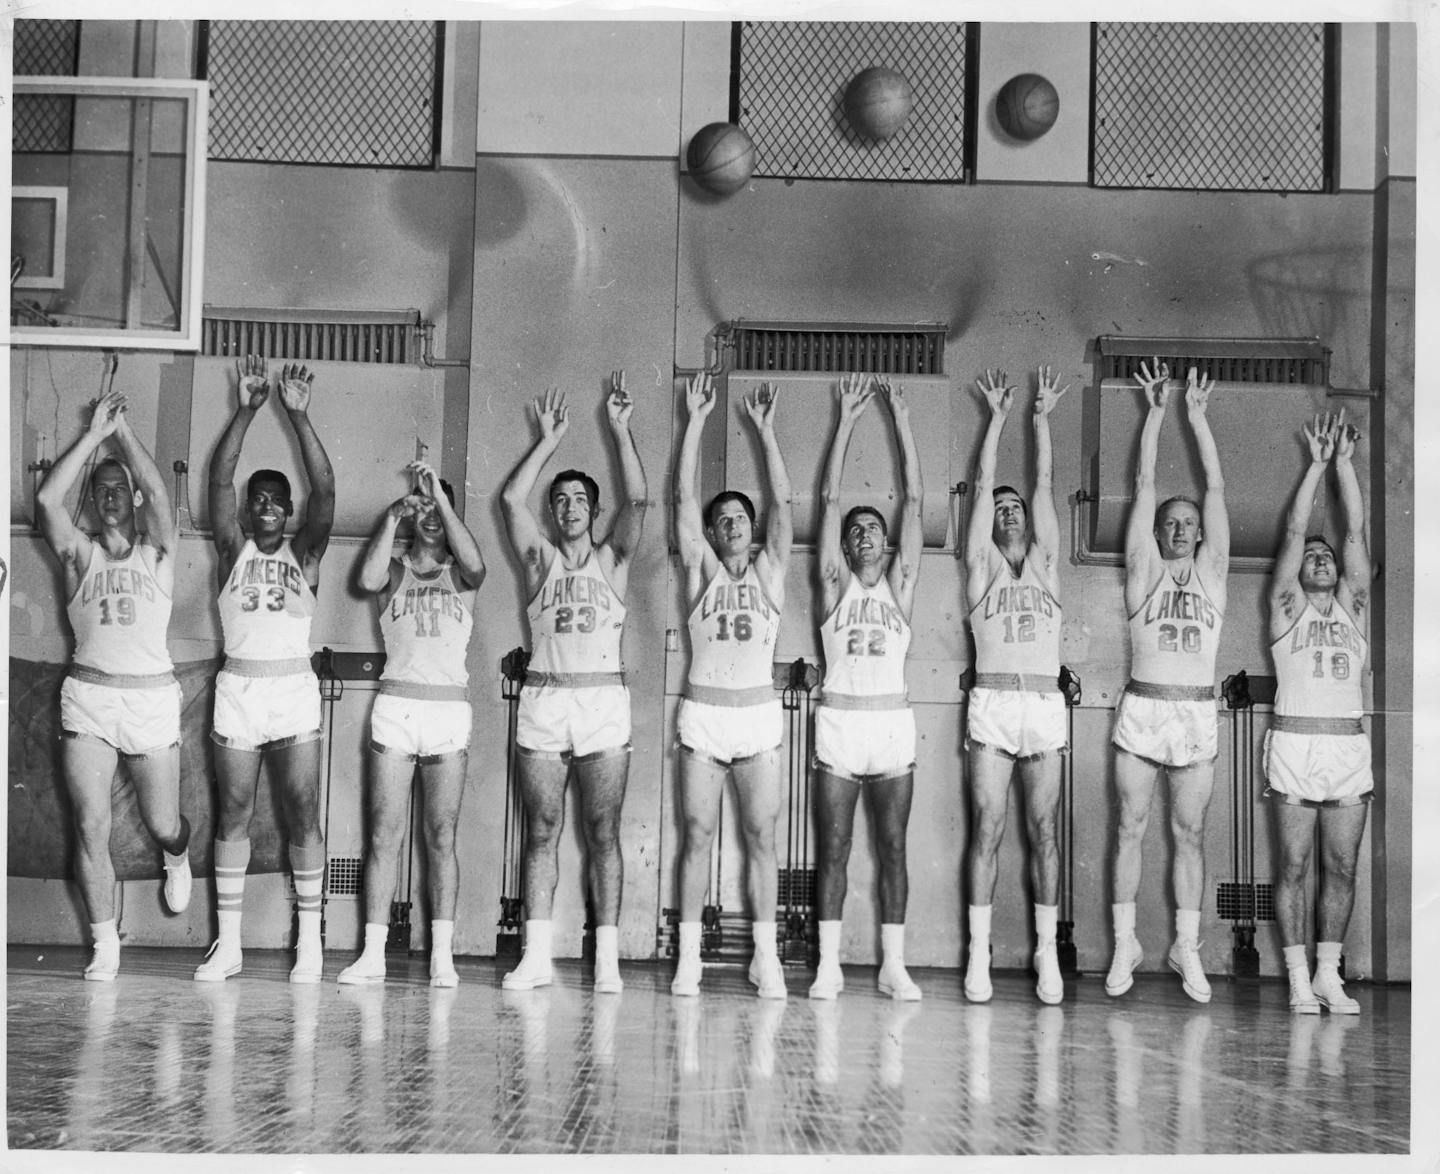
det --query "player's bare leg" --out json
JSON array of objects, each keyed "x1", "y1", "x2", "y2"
[
  {"x1": 810, "y1": 770, "x2": 860, "y2": 998},
  {"x1": 964, "y1": 747, "x2": 1014, "y2": 1002},
  {"x1": 867, "y1": 770, "x2": 921, "y2": 1001},
  {"x1": 503, "y1": 751, "x2": 568, "y2": 990},
  {"x1": 1312, "y1": 804, "x2": 1367, "y2": 1013},
  {"x1": 1166, "y1": 761, "x2": 1216, "y2": 1003},
  {"x1": 1107, "y1": 749, "x2": 1158, "y2": 995},
  {"x1": 575, "y1": 748, "x2": 630, "y2": 993},
  {"x1": 420, "y1": 753, "x2": 467, "y2": 987},
  {"x1": 1019, "y1": 753, "x2": 1065, "y2": 1003},
  {"x1": 61, "y1": 737, "x2": 121, "y2": 980},
  {"x1": 339, "y1": 749, "x2": 413, "y2": 985},
  {"x1": 196, "y1": 743, "x2": 264, "y2": 981},
  {"x1": 672, "y1": 747, "x2": 726, "y2": 995},
  {"x1": 733, "y1": 749, "x2": 785, "y2": 998},
  {"x1": 274, "y1": 739, "x2": 326, "y2": 983}
]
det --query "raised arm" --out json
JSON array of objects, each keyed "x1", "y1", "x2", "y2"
[
  {"x1": 356, "y1": 496, "x2": 415, "y2": 601},
  {"x1": 1331, "y1": 414, "x2": 1371, "y2": 621},
  {"x1": 741, "y1": 381, "x2": 794, "y2": 585},
  {"x1": 880, "y1": 376, "x2": 924, "y2": 619},
  {"x1": 1184, "y1": 367, "x2": 1229, "y2": 581},
  {"x1": 1124, "y1": 359, "x2": 1169, "y2": 611},
  {"x1": 501, "y1": 388, "x2": 566, "y2": 589},
  {"x1": 966, "y1": 369, "x2": 1013, "y2": 583},
  {"x1": 413, "y1": 459, "x2": 485, "y2": 589},
  {"x1": 1269, "y1": 413, "x2": 1333, "y2": 636},
  {"x1": 673, "y1": 372, "x2": 715, "y2": 575},
  {"x1": 600, "y1": 370, "x2": 649, "y2": 574},
  {"x1": 277, "y1": 364, "x2": 335, "y2": 572},
  {"x1": 209, "y1": 355, "x2": 269, "y2": 578},
  {"x1": 1030, "y1": 366, "x2": 1068, "y2": 583},
  {"x1": 817, "y1": 373, "x2": 872, "y2": 613},
  {"x1": 36, "y1": 389, "x2": 125, "y2": 575}
]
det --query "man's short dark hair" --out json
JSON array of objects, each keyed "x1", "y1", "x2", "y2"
[
  {"x1": 549, "y1": 470, "x2": 600, "y2": 516},
  {"x1": 89, "y1": 456, "x2": 134, "y2": 496},
  {"x1": 842, "y1": 504, "x2": 888, "y2": 539},
  {"x1": 1154, "y1": 495, "x2": 1201, "y2": 526},
  {"x1": 247, "y1": 469, "x2": 293, "y2": 504},
  {"x1": 705, "y1": 490, "x2": 756, "y2": 529},
  {"x1": 993, "y1": 485, "x2": 1028, "y2": 516},
  {"x1": 1304, "y1": 534, "x2": 1337, "y2": 560}
]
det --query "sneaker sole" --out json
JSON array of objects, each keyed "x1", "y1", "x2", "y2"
[
  {"x1": 748, "y1": 965, "x2": 788, "y2": 1000},
  {"x1": 593, "y1": 979, "x2": 624, "y2": 995},
  {"x1": 289, "y1": 970, "x2": 323, "y2": 985},
  {"x1": 501, "y1": 973, "x2": 553, "y2": 991},
  {"x1": 83, "y1": 969, "x2": 118, "y2": 983},
  {"x1": 429, "y1": 973, "x2": 459, "y2": 989},
  {"x1": 194, "y1": 964, "x2": 241, "y2": 983},
  {"x1": 807, "y1": 982, "x2": 843, "y2": 1000},
  {"x1": 964, "y1": 984, "x2": 993, "y2": 1003},
  {"x1": 337, "y1": 971, "x2": 385, "y2": 986},
  {"x1": 1104, "y1": 972, "x2": 1136, "y2": 997},
  {"x1": 1291, "y1": 1001, "x2": 1322, "y2": 1015},
  {"x1": 1317, "y1": 998, "x2": 1360, "y2": 1015},
  {"x1": 1036, "y1": 984, "x2": 1064, "y2": 1005},
  {"x1": 878, "y1": 980, "x2": 922, "y2": 1002}
]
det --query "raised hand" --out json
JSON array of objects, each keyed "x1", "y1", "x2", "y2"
[
  {"x1": 837, "y1": 372, "x2": 874, "y2": 423},
  {"x1": 1184, "y1": 365, "x2": 1214, "y2": 414},
  {"x1": 87, "y1": 388, "x2": 127, "y2": 439},
  {"x1": 388, "y1": 493, "x2": 427, "y2": 522},
  {"x1": 606, "y1": 369, "x2": 634, "y2": 430},
  {"x1": 535, "y1": 387, "x2": 569, "y2": 442},
  {"x1": 1333, "y1": 408, "x2": 1359, "y2": 462},
  {"x1": 1302, "y1": 412, "x2": 1336, "y2": 464},
  {"x1": 742, "y1": 381, "x2": 780, "y2": 432},
  {"x1": 235, "y1": 354, "x2": 270, "y2": 411},
  {"x1": 975, "y1": 368, "x2": 1015, "y2": 418},
  {"x1": 276, "y1": 363, "x2": 315, "y2": 413},
  {"x1": 1034, "y1": 365, "x2": 1070, "y2": 418},
  {"x1": 1135, "y1": 358, "x2": 1170, "y2": 410},
  {"x1": 686, "y1": 372, "x2": 716, "y2": 421},
  {"x1": 875, "y1": 375, "x2": 909, "y2": 422},
  {"x1": 407, "y1": 459, "x2": 441, "y2": 501}
]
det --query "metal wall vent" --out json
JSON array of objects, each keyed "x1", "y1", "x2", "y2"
[
  {"x1": 202, "y1": 306, "x2": 420, "y2": 364},
  {"x1": 1216, "y1": 880, "x2": 1275, "y2": 923},
  {"x1": 727, "y1": 320, "x2": 947, "y2": 375},
  {"x1": 1098, "y1": 335, "x2": 1330, "y2": 386}
]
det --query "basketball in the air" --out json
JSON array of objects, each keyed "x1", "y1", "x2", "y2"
[
  {"x1": 687, "y1": 123, "x2": 756, "y2": 196},
  {"x1": 843, "y1": 67, "x2": 915, "y2": 141},
  {"x1": 995, "y1": 73, "x2": 1060, "y2": 141}
]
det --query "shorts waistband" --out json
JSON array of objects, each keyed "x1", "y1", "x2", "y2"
[
  {"x1": 69, "y1": 664, "x2": 177, "y2": 690},
  {"x1": 819, "y1": 692, "x2": 909, "y2": 712},
  {"x1": 1263, "y1": 785, "x2": 1372, "y2": 809},
  {"x1": 685, "y1": 684, "x2": 777, "y2": 708},
  {"x1": 223, "y1": 657, "x2": 315, "y2": 678},
  {"x1": 1125, "y1": 680, "x2": 1215, "y2": 702},
  {"x1": 1271, "y1": 714, "x2": 1365, "y2": 736},
  {"x1": 523, "y1": 671, "x2": 627, "y2": 690},
  {"x1": 379, "y1": 680, "x2": 469, "y2": 703},
  {"x1": 973, "y1": 672, "x2": 1060, "y2": 695}
]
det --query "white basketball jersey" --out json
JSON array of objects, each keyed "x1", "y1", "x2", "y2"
[
  {"x1": 1128, "y1": 564, "x2": 1223, "y2": 687},
  {"x1": 1271, "y1": 599, "x2": 1367, "y2": 719},
  {"x1": 67, "y1": 539, "x2": 173, "y2": 675},
  {"x1": 969, "y1": 552, "x2": 1060, "y2": 677},
  {"x1": 526, "y1": 549, "x2": 626, "y2": 675},
  {"x1": 686, "y1": 561, "x2": 780, "y2": 692},
  {"x1": 218, "y1": 538, "x2": 316, "y2": 660},
  {"x1": 380, "y1": 557, "x2": 473, "y2": 688},
  {"x1": 820, "y1": 574, "x2": 911, "y2": 696}
]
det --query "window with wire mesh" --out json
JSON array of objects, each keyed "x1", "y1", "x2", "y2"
[
  {"x1": 12, "y1": 19, "x2": 80, "y2": 155},
  {"x1": 1092, "y1": 23, "x2": 1329, "y2": 192},
  {"x1": 737, "y1": 22, "x2": 969, "y2": 182},
  {"x1": 205, "y1": 21, "x2": 441, "y2": 167}
]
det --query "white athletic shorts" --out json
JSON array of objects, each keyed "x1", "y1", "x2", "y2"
[
  {"x1": 517, "y1": 683, "x2": 631, "y2": 758},
  {"x1": 814, "y1": 705, "x2": 915, "y2": 781},
  {"x1": 212, "y1": 669, "x2": 322, "y2": 751},
  {"x1": 677, "y1": 696, "x2": 782, "y2": 763},
  {"x1": 966, "y1": 687, "x2": 1068, "y2": 761},
  {"x1": 370, "y1": 693, "x2": 472, "y2": 760},
  {"x1": 61, "y1": 675, "x2": 181, "y2": 757},
  {"x1": 1264, "y1": 728, "x2": 1373, "y2": 805},
  {"x1": 1112, "y1": 689, "x2": 1217, "y2": 769}
]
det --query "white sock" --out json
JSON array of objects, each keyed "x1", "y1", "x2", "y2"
[
  {"x1": 297, "y1": 909, "x2": 322, "y2": 948},
  {"x1": 817, "y1": 920, "x2": 842, "y2": 968},
  {"x1": 1034, "y1": 904, "x2": 1059, "y2": 946},
  {"x1": 595, "y1": 924, "x2": 619, "y2": 962},
  {"x1": 968, "y1": 904, "x2": 992, "y2": 946},
  {"x1": 1316, "y1": 941, "x2": 1343, "y2": 971},
  {"x1": 881, "y1": 923, "x2": 906, "y2": 968},
  {"x1": 524, "y1": 919, "x2": 553, "y2": 961},
  {"x1": 1175, "y1": 908, "x2": 1201, "y2": 945},
  {"x1": 432, "y1": 919, "x2": 454, "y2": 953},
  {"x1": 216, "y1": 909, "x2": 243, "y2": 947},
  {"x1": 1283, "y1": 944, "x2": 1308, "y2": 971},
  {"x1": 752, "y1": 921, "x2": 777, "y2": 957},
  {"x1": 362, "y1": 922, "x2": 387, "y2": 957},
  {"x1": 1112, "y1": 902, "x2": 1136, "y2": 940},
  {"x1": 678, "y1": 921, "x2": 701, "y2": 956}
]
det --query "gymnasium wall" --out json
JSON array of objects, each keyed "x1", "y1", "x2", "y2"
[{"x1": 7, "y1": 20, "x2": 1415, "y2": 981}]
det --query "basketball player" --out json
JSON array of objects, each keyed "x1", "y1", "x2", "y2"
[
  {"x1": 671, "y1": 373, "x2": 793, "y2": 999},
  {"x1": 962, "y1": 366, "x2": 1069, "y2": 1005},
  {"x1": 196, "y1": 355, "x2": 335, "y2": 983},
  {"x1": 37, "y1": 385, "x2": 192, "y2": 980},
  {"x1": 810, "y1": 372, "x2": 924, "y2": 1001},
  {"x1": 1107, "y1": 361, "x2": 1229, "y2": 1004},
  {"x1": 339, "y1": 461, "x2": 485, "y2": 988},
  {"x1": 1267, "y1": 412, "x2": 1370, "y2": 1015},
  {"x1": 500, "y1": 373, "x2": 648, "y2": 993}
]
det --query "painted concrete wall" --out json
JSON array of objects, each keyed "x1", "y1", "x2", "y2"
[{"x1": 7, "y1": 21, "x2": 1414, "y2": 985}]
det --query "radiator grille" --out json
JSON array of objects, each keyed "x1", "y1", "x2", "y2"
[
  {"x1": 327, "y1": 856, "x2": 363, "y2": 898},
  {"x1": 12, "y1": 20, "x2": 80, "y2": 154},
  {"x1": 777, "y1": 867, "x2": 816, "y2": 908},
  {"x1": 1097, "y1": 336, "x2": 1329, "y2": 386},
  {"x1": 202, "y1": 308, "x2": 419, "y2": 364},
  {"x1": 731, "y1": 322, "x2": 946, "y2": 375},
  {"x1": 1216, "y1": 881, "x2": 1275, "y2": 923}
]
